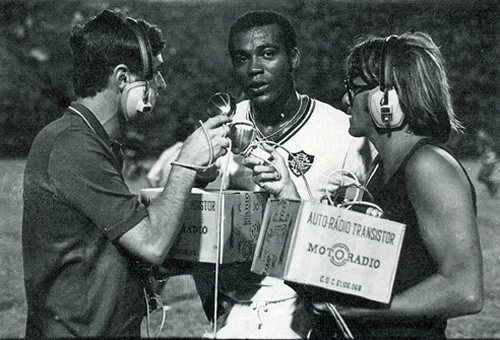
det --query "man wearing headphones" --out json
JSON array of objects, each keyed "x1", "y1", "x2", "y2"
[
  {"x1": 22, "y1": 10, "x2": 231, "y2": 337},
  {"x1": 247, "y1": 32, "x2": 483, "y2": 338}
]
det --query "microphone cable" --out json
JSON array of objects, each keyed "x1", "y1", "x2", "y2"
[
  {"x1": 247, "y1": 140, "x2": 315, "y2": 202},
  {"x1": 143, "y1": 284, "x2": 170, "y2": 338},
  {"x1": 171, "y1": 120, "x2": 216, "y2": 172},
  {"x1": 212, "y1": 138, "x2": 233, "y2": 338},
  {"x1": 325, "y1": 302, "x2": 354, "y2": 339}
]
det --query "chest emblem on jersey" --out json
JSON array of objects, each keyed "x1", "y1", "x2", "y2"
[{"x1": 288, "y1": 150, "x2": 315, "y2": 177}]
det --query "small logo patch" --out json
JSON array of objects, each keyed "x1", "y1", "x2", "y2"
[{"x1": 288, "y1": 150, "x2": 314, "y2": 176}]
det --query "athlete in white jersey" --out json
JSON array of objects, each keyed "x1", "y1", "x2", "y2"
[
  {"x1": 226, "y1": 96, "x2": 369, "y2": 200},
  {"x1": 207, "y1": 11, "x2": 371, "y2": 339},
  {"x1": 146, "y1": 10, "x2": 372, "y2": 338},
  {"x1": 211, "y1": 97, "x2": 370, "y2": 339}
]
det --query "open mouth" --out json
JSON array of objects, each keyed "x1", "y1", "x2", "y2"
[{"x1": 247, "y1": 81, "x2": 268, "y2": 95}]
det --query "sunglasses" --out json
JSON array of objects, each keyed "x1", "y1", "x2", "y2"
[{"x1": 344, "y1": 79, "x2": 376, "y2": 106}]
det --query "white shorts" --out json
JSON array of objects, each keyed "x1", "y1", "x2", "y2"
[{"x1": 203, "y1": 296, "x2": 315, "y2": 339}]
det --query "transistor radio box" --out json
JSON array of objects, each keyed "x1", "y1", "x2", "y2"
[
  {"x1": 251, "y1": 199, "x2": 406, "y2": 303},
  {"x1": 140, "y1": 188, "x2": 267, "y2": 264}
]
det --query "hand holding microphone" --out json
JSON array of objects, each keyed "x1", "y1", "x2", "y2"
[
  {"x1": 242, "y1": 143, "x2": 300, "y2": 200},
  {"x1": 207, "y1": 92, "x2": 254, "y2": 155},
  {"x1": 171, "y1": 94, "x2": 234, "y2": 172},
  {"x1": 205, "y1": 93, "x2": 301, "y2": 199},
  {"x1": 207, "y1": 92, "x2": 273, "y2": 161}
]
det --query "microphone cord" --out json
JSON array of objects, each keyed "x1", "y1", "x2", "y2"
[
  {"x1": 212, "y1": 140, "x2": 232, "y2": 338},
  {"x1": 171, "y1": 120, "x2": 215, "y2": 172},
  {"x1": 325, "y1": 302, "x2": 354, "y2": 339},
  {"x1": 250, "y1": 140, "x2": 315, "y2": 202}
]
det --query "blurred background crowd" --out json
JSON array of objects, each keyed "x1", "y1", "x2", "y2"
[{"x1": 0, "y1": 0, "x2": 497, "y2": 179}]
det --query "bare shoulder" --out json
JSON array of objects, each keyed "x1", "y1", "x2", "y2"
[{"x1": 405, "y1": 143, "x2": 472, "y2": 198}]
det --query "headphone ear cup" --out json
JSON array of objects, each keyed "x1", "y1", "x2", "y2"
[
  {"x1": 121, "y1": 81, "x2": 152, "y2": 121},
  {"x1": 368, "y1": 87, "x2": 404, "y2": 129}
]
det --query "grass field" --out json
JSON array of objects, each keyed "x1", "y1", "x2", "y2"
[{"x1": 1, "y1": 157, "x2": 499, "y2": 338}]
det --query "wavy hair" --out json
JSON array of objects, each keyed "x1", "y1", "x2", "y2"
[
  {"x1": 70, "y1": 10, "x2": 165, "y2": 98},
  {"x1": 346, "y1": 31, "x2": 462, "y2": 142}
]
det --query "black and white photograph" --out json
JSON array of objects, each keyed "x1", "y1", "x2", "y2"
[{"x1": 0, "y1": 0, "x2": 498, "y2": 338}]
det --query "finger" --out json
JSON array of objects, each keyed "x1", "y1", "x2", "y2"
[
  {"x1": 222, "y1": 124, "x2": 230, "y2": 138},
  {"x1": 254, "y1": 170, "x2": 281, "y2": 183},
  {"x1": 261, "y1": 142, "x2": 275, "y2": 152},
  {"x1": 311, "y1": 302, "x2": 329, "y2": 315},
  {"x1": 261, "y1": 143, "x2": 287, "y2": 166},
  {"x1": 212, "y1": 124, "x2": 230, "y2": 138},
  {"x1": 204, "y1": 115, "x2": 232, "y2": 129},
  {"x1": 217, "y1": 147, "x2": 228, "y2": 158},
  {"x1": 218, "y1": 136, "x2": 231, "y2": 148},
  {"x1": 212, "y1": 137, "x2": 231, "y2": 159},
  {"x1": 253, "y1": 164, "x2": 278, "y2": 175},
  {"x1": 242, "y1": 156, "x2": 265, "y2": 168}
]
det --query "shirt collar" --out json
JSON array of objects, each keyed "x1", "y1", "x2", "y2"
[
  {"x1": 68, "y1": 102, "x2": 124, "y2": 166},
  {"x1": 68, "y1": 102, "x2": 113, "y2": 146}
]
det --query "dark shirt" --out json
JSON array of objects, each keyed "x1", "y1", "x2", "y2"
[
  {"x1": 367, "y1": 138, "x2": 476, "y2": 296},
  {"x1": 22, "y1": 103, "x2": 149, "y2": 337},
  {"x1": 313, "y1": 138, "x2": 476, "y2": 339}
]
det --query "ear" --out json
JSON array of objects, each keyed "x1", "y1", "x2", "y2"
[
  {"x1": 290, "y1": 47, "x2": 300, "y2": 70},
  {"x1": 113, "y1": 64, "x2": 129, "y2": 91}
]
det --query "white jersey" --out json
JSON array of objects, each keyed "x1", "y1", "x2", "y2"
[
  {"x1": 206, "y1": 95, "x2": 374, "y2": 338},
  {"x1": 209, "y1": 96, "x2": 373, "y2": 338},
  {"x1": 220, "y1": 95, "x2": 372, "y2": 201}
]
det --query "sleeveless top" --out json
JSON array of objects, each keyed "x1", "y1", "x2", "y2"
[
  {"x1": 367, "y1": 138, "x2": 476, "y2": 295},
  {"x1": 343, "y1": 138, "x2": 476, "y2": 337}
]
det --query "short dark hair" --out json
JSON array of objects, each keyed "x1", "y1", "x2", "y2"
[
  {"x1": 228, "y1": 10, "x2": 297, "y2": 58},
  {"x1": 70, "y1": 10, "x2": 165, "y2": 98},
  {"x1": 346, "y1": 31, "x2": 462, "y2": 142}
]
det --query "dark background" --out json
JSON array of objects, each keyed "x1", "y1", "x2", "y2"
[{"x1": 0, "y1": 0, "x2": 498, "y2": 161}]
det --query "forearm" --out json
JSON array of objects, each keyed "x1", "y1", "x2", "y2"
[
  {"x1": 145, "y1": 165, "x2": 197, "y2": 262},
  {"x1": 120, "y1": 115, "x2": 231, "y2": 265},
  {"x1": 120, "y1": 164, "x2": 197, "y2": 266},
  {"x1": 337, "y1": 271, "x2": 482, "y2": 320}
]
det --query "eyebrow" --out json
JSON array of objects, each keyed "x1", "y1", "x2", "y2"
[
  {"x1": 236, "y1": 41, "x2": 281, "y2": 51},
  {"x1": 258, "y1": 42, "x2": 280, "y2": 50}
]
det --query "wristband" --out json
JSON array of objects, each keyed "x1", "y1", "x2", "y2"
[{"x1": 170, "y1": 161, "x2": 205, "y2": 172}]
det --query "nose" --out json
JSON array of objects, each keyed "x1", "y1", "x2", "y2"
[
  {"x1": 248, "y1": 56, "x2": 263, "y2": 76},
  {"x1": 154, "y1": 72, "x2": 166, "y2": 90},
  {"x1": 342, "y1": 92, "x2": 351, "y2": 107}
]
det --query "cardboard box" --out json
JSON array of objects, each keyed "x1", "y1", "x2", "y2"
[
  {"x1": 251, "y1": 199, "x2": 406, "y2": 304},
  {"x1": 140, "y1": 188, "x2": 268, "y2": 264}
]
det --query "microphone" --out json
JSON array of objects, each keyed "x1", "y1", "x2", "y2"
[
  {"x1": 228, "y1": 121, "x2": 256, "y2": 155},
  {"x1": 206, "y1": 93, "x2": 273, "y2": 162},
  {"x1": 206, "y1": 92, "x2": 236, "y2": 118},
  {"x1": 207, "y1": 92, "x2": 254, "y2": 155}
]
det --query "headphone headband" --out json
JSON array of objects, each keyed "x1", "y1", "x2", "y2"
[
  {"x1": 379, "y1": 35, "x2": 398, "y2": 92},
  {"x1": 126, "y1": 17, "x2": 153, "y2": 80},
  {"x1": 368, "y1": 34, "x2": 404, "y2": 130}
]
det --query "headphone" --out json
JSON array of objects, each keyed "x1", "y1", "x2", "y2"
[
  {"x1": 367, "y1": 35, "x2": 405, "y2": 129},
  {"x1": 121, "y1": 18, "x2": 156, "y2": 121}
]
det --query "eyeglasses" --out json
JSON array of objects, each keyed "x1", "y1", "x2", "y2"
[{"x1": 344, "y1": 79, "x2": 376, "y2": 106}]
